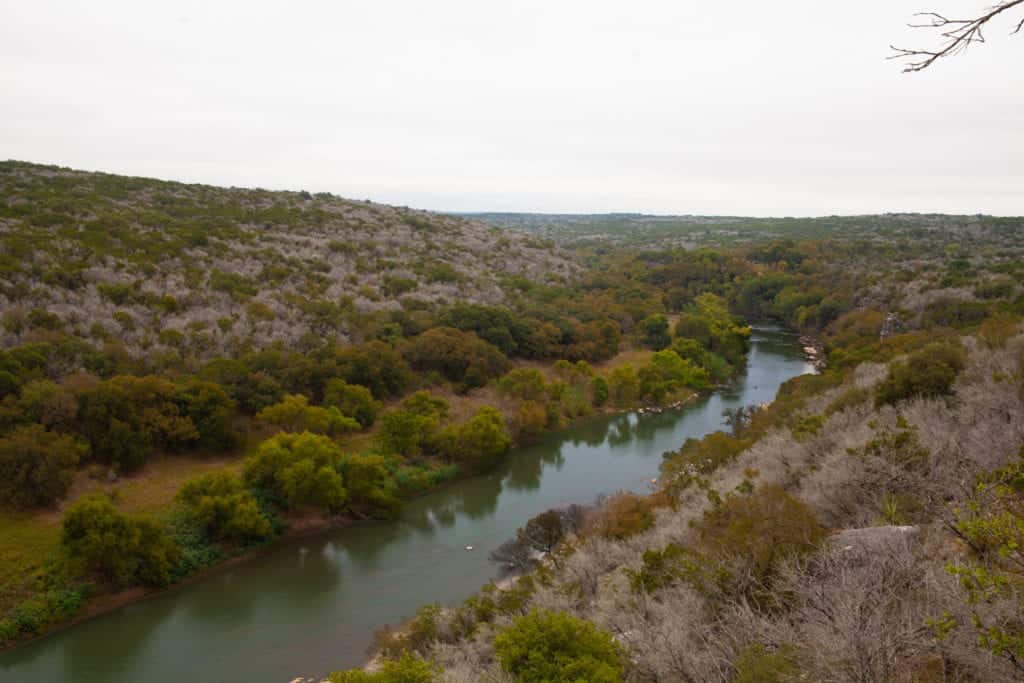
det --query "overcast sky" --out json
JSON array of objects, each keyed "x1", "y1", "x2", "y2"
[{"x1": 1, "y1": 1, "x2": 1021, "y2": 216}]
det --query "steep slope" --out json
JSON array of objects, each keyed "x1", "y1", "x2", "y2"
[{"x1": 0, "y1": 162, "x2": 577, "y2": 356}]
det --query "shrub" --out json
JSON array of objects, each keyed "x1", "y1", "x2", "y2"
[
  {"x1": 660, "y1": 432, "x2": 748, "y2": 498},
  {"x1": 339, "y1": 453, "x2": 400, "y2": 517},
  {"x1": 494, "y1": 609, "x2": 624, "y2": 683},
  {"x1": 436, "y1": 406, "x2": 511, "y2": 473},
  {"x1": 589, "y1": 492, "x2": 656, "y2": 540},
  {"x1": 400, "y1": 391, "x2": 449, "y2": 419},
  {"x1": 0, "y1": 424, "x2": 86, "y2": 508},
  {"x1": 62, "y1": 495, "x2": 180, "y2": 588},
  {"x1": 695, "y1": 484, "x2": 824, "y2": 585},
  {"x1": 607, "y1": 365, "x2": 640, "y2": 407},
  {"x1": 243, "y1": 432, "x2": 347, "y2": 513},
  {"x1": 978, "y1": 316, "x2": 1019, "y2": 349},
  {"x1": 381, "y1": 275, "x2": 418, "y2": 298},
  {"x1": 498, "y1": 368, "x2": 547, "y2": 401},
  {"x1": 174, "y1": 379, "x2": 238, "y2": 450},
  {"x1": 639, "y1": 349, "x2": 709, "y2": 403},
  {"x1": 640, "y1": 314, "x2": 671, "y2": 350},
  {"x1": 402, "y1": 327, "x2": 510, "y2": 390},
  {"x1": 323, "y1": 379, "x2": 381, "y2": 428},
  {"x1": 256, "y1": 394, "x2": 360, "y2": 436},
  {"x1": 177, "y1": 472, "x2": 272, "y2": 544},
  {"x1": 938, "y1": 452, "x2": 1024, "y2": 671},
  {"x1": 513, "y1": 400, "x2": 548, "y2": 445},
  {"x1": 327, "y1": 653, "x2": 439, "y2": 683},
  {"x1": 734, "y1": 644, "x2": 800, "y2": 683},
  {"x1": 875, "y1": 341, "x2": 967, "y2": 406},
  {"x1": 824, "y1": 385, "x2": 871, "y2": 416},
  {"x1": 333, "y1": 341, "x2": 413, "y2": 399},
  {"x1": 379, "y1": 409, "x2": 438, "y2": 457}
]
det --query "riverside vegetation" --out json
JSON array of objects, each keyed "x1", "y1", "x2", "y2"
[
  {"x1": 0, "y1": 162, "x2": 751, "y2": 647},
  {"x1": 326, "y1": 212, "x2": 1024, "y2": 681},
  {"x1": 3, "y1": 163, "x2": 1024, "y2": 681}
]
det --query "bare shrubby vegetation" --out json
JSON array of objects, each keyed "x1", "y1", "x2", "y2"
[
  {"x1": 0, "y1": 162, "x2": 578, "y2": 358},
  {"x1": 395, "y1": 328, "x2": 1024, "y2": 682}
]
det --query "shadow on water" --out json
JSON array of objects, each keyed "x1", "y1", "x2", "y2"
[{"x1": 0, "y1": 327, "x2": 813, "y2": 683}]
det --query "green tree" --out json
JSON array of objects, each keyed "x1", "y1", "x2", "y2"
[
  {"x1": 333, "y1": 341, "x2": 413, "y2": 399},
  {"x1": 639, "y1": 349, "x2": 709, "y2": 403},
  {"x1": 0, "y1": 425, "x2": 86, "y2": 508},
  {"x1": 339, "y1": 453, "x2": 400, "y2": 517},
  {"x1": 379, "y1": 409, "x2": 438, "y2": 457},
  {"x1": 607, "y1": 365, "x2": 640, "y2": 407},
  {"x1": 400, "y1": 391, "x2": 449, "y2": 420},
  {"x1": 875, "y1": 342, "x2": 967, "y2": 406},
  {"x1": 494, "y1": 609, "x2": 624, "y2": 683},
  {"x1": 323, "y1": 379, "x2": 382, "y2": 428},
  {"x1": 256, "y1": 394, "x2": 360, "y2": 436},
  {"x1": 402, "y1": 327, "x2": 510, "y2": 390},
  {"x1": 640, "y1": 314, "x2": 671, "y2": 350},
  {"x1": 243, "y1": 432, "x2": 347, "y2": 513},
  {"x1": 61, "y1": 495, "x2": 180, "y2": 588},
  {"x1": 174, "y1": 380, "x2": 238, "y2": 450},
  {"x1": 177, "y1": 472, "x2": 272, "y2": 544},
  {"x1": 497, "y1": 368, "x2": 547, "y2": 401},
  {"x1": 441, "y1": 406, "x2": 511, "y2": 472},
  {"x1": 591, "y1": 376, "x2": 609, "y2": 407}
]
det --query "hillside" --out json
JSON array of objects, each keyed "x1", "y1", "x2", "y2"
[
  {"x1": 0, "y1": 162, "x2": 577, "y2": 357},
  {"x1": 469, "y1": 211, "x2": 1024, "y2": 250},
  {"x1": 324, "y1": 215, "x2": 1024, "y2": 682}
]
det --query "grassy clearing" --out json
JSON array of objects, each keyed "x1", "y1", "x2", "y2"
[{"x1": 0, "y1": 512, "x2": 61, "y2": 614}]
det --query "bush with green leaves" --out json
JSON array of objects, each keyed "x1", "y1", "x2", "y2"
[
  {"x1": 640, "y1": 313, "x2": 671, "y2": 350},
  {"x1": 327, "y1": 653, "x2": 439, "y2": 682},
  {"x1": 435, "y1": 406, "x2": 511, "y2": 473},
  {"x1": 339, "y1": 453, "x2": 400, "y2": 517},
  {"x1": 494, "y1": 609, "x2": 624, "y2": 683},
  {"x1": 379, "y1": 410, "x2": 438, "y2": 458},
  {"x1": 0, "y1": 424, "x2": 86, "y2": 508},
  {"x1": 933, "y1": 452, "x2": 1024, "y2": 671},
  {"x1": 256, "y1": 394, "x2": 360, "y2": 436},
  {"x1": 243, "y1": 432, "x2": 347, "y2": 513},
  {"x1": 323, "y1": 379, "x2": 382, "y2": 428},
  {"x1": 607, "y1": 365, "x2": 640, "y2": 407},
  {"x1": 402, "y1": 326, "x2": 510, "y2": 390},
  {"x1": 875, "y1": 341, "x2": 967, "y2": 406},
  {"x1": 61, "y1": 495, "x2": 181, "y2": 588},
  {"x1": 497, "y1": 368, "x2": 547, "y2": 401},
  {"x1": 0, "y1": 588, "x2": 83, "y2": 645},
  {"x1": 638, "y1": 349, "x2": 709, "y2": 403},
  {"x1": 659, "y1": 432, "x2": 749, "y2": 497},
  {"x1": 176, "y1": 472, "x2": 273, "y2": 544}
]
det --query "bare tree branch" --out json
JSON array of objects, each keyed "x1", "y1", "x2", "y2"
[{"x1": 890, "y1": 0, "x2": 1024, "y2": 72}]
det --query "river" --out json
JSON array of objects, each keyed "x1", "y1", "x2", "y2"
[{"x1": 0, "y1": 326, "x2": 812, "y2": 682}]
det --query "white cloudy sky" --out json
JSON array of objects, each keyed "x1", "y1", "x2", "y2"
[{"x1": 1, "y1": 1, "x2": 1021, "y2": 215}]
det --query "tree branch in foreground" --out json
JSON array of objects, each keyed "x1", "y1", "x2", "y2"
[{"x1": 890, "y1": 0, "x2": 1024, "y2": 71}]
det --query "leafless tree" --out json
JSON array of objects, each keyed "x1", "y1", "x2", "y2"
[{"x1": 891, "y1": 1, "x2": 1024, "y2": 71}]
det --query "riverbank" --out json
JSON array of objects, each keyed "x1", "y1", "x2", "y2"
[
  {"x1": 0, "y1": 322, "x2": 801, "y2": 655},
  {"x1": 0, "y1": 380, "x2": 703, "y2": 654},
  {"x1": 0, "y1": 509, "x2": 358, "y2": 654},
  {"x1": 0, "y1": 327, "x2": 812, "y2": 682},
  {"x1": 0, "y1": 324, "x2": 800, "y2": 655}
]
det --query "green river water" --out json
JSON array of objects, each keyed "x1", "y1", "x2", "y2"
[{"x1": 0, "y1": 326, "x2": 812, "y2": 682}]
